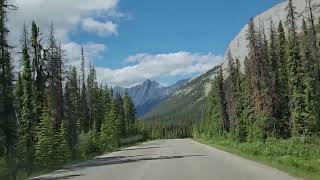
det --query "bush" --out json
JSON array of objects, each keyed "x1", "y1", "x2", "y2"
[
  {"x1": 0, "y1": 158, "x2": 8, "y2": 179},
  {"x1": 78, "y1": 131, "x2": 101, "y2": 158}
]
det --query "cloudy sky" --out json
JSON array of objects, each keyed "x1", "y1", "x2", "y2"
[{"x1": 9, "y1": 0, "x2": 280, "y2": 87}]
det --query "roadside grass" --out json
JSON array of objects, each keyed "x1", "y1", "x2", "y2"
[{"x1": 194, "y1": 136, "x2": 320, "y2": 180}]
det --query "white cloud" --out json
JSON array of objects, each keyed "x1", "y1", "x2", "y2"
[
  {"x1": 82, "y1": 18, "x2": 118, "y2": 37},
  {"x1": 62, "y1": 42, "x2": 107, "y2": 67},
  {"x1": 96, "y1": 52, "x2": 223, "y2": 87},
  {"x1": 8, "y1": 0, "x2": 119, "y2": 45}
]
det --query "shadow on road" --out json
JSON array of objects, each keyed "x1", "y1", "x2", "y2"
[
  {"x1": 31, "y1": 153, "x2": 205, "y2": 179},
  {"x1": 69, "y1": 154, "x2": 205, "y2": 171},
  {"x1": 31, "y1": 174, "x2": 83, "y2": 180},
  {"x1": 120, "y1": 146, "x2": 173, "y2": 151}
]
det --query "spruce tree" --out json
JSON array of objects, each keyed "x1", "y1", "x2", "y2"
[
  {"x1": 35, "y1": 106, "x2": 54, "y2": 169},
  {"x1": 87, "y1": 64, "x2": 99, "y2": 131},
  {"x1": 64, "y1": 67, "x2": 80, "y2": 158},
  {"x1": 18, "y1": 24, "x2": 36, "y2": 175},
  {"x1": 0, "y1": 1, "x2": 18, "y2": 178},
  {"x1": 276, "y1": 21, "x2": 290, "y2": 137},
  {"x1": 31, "y1": 21, "x2": 46, "y2": 125},
  {"x1": 300, "y1": 19, "x2": 317, "y2": 134},
  {"x1": 79, "y1": 47, "x2": 89, "y2": 132},
  {"x1": 56, "y1": 120, "x2": 71, "y2": 165},
  {"x1": 14, "y1": 73, "x2": 23, "y2": 121},
  {"x1": 47, "y1": 24, "x2": 64, "y2": 129},
  {"x1": 115, "y1": 93, "x2": 125, "y2": 137},
  {"x1": 286, "y1": 0, "x2": 307, "y2": 136},
  {"x1": 217, "y1": 66, "x2": 229, "y2": 133}
]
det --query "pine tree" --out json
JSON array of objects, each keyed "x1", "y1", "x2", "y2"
[
  {"x1": 300, "y1": 19, "x2": 317, "y2": 134},
  {"x1": 268, "y1": 20, "x2": 282, "y2": 137},
  {"x1": 87, "y1": 64, "x2": 99, "y2": 131},
  {"x1": 115, "y1": 93, "x2": 125, "y2": 137},
  {"x1": 226, "y1": 50, "x2": 242, "y2": 137},
  {"x1": 123, "y1": 91, "x2": 136, "y2": 135},
  {"x1": 31, "y1": 21, "x2": 46, "y2": 126},
  {"x1": 64, "y1": 67, "x2": 80, "y2": 158},
  {"x1": 276, "y1": 21, "x2": 290, "y2": 137},
  {"x1": 0, "y1": 1, "x2": 18, "y2": 179},
  {"x1": 14, "y1": 73, "x2": 23, "y2": 121},
  {"x1": 18, "y1": 24, "x2": 36, "y2": 175},
  {"x1": 100, "y1": 100, "x2": 119, "y2": 151},
  {"x1": 216, "y1": 66, "x2": 229, "y2": 133},
  {"x1": 56, "y1": 120, "x2": 71, "y2": 165},
  {"x1": 47, "y1": 24, "x2": 64, "y2": 129},
  {"x1": 286, "y1": 0, "x2": 307, "y2": 136},
  {"x1": 79, "y1": 47, "x2": 89, "y2": 132},
  {"x1": 35, "y1": 106, "x2": 54, "y2": 169},
  {"x1": 207, "y1": 78, "x2": 223, "y2": 137}
]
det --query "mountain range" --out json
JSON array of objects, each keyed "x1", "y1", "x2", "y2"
[
  {"x1": 141, "y1": 0, "x2": 318, "y2": 123},
  {"x1": 114, "y1": 78, "x2": 190, "y2": 117}
]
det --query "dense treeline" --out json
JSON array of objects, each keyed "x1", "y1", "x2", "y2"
[
  {"x1": 138, "y1": 121, "x2": 193, "y2": 140},
  {"x1": 196, "y1": 0, "x2": 320, "y2": 141},
  {"x1": 194, "y1": 0, "x2": 320, "y2": 175},
  {"x1": 0, "y1": 1, "x2": 137, "y2": 179}
]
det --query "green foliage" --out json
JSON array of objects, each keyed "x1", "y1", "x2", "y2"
[
  {"x1": 35, "y1": 107, "x2": 55, "y2": 169},
  {"x1": 56, "y1": 121, "x2": 71, "y2": 165},
  {"x1": 78, "y1": 131, "x2": 101, "y2": 158},
  {"x1": 197, "y1": 136, "x2": 320, "y2": 179}
]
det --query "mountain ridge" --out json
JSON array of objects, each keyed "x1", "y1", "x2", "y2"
[{"x1": 114, "y1": 78, "x2": 190, "y2": 117}]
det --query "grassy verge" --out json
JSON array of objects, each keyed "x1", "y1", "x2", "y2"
[{"x1": 194, "y1": 136, "x2": 320, "y2": 180}]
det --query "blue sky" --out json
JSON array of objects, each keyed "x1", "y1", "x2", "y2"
[{"x1": 11, "y1": 0, "x2": 283, "y2": 87}]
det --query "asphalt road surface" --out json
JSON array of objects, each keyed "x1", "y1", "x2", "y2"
[{"x1": 31, "y1": 139, "x2": 299, "y2": 180}]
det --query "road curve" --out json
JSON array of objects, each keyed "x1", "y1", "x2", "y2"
[{"x1": 31, "y1": 139, "x2": 299, "y2": 180}]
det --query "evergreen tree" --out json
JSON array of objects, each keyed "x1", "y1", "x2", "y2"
[
  {"x1": 14, "y1": 73, "x2": 23, "y2": 121},
  {"x1": 47, "y1": 24, "x2": 64, "y2": 129},
  {"x1": 300, "y1": 19, "x2": 317, "y2": 134},
  {"x1": 64, "y1": 67, "x2": 80, "y2": 158},
  {"x1": 217, "y1": 66, "x2": 229, "y2": 133},
  {"x1": 0, "y1": 1, "x2": 18, "y2": 179},
  {"x1": 79, "y1": 47, "x2": 89, "y2": 132},
  {"x1": 35, "y1": 106, "x2": 54, "y2": 169},
  {"x1": 246, "y1": 19, "x2": 269, "y2": 139},
  {"x1": 226, "y1": 51, "x2": 241, "y2": 137},
  {"x1": 268, "y1": 20, "x2": 282, "y2": 137},
  {"x1": 276, "y1": 21, "x2": 290, "y2": 137},
  {"x1": 100, "y1": 100, "x2": 119, "y2": 151},
  {"x1": 56, "y1": 120, "x2": 71, "y2": 165},
  {"x1": 123, "y1": 91, "x2": 136, "y2": 135},
  {"x1": 115, "y1": 93, "x2": 125, "y2": 137},
  {"x1": 286, "y1": 0, "x2": 307, "y2": 136},
  {"x1": 31, "y1": 21, "x2": 46, "y2": 125},
  {"x1": 87, "y1": 64, "x2": 99, "y2": 130},
  {"x1": 207, "y1": 78, "x2": 222, "y2": 137},
  {"x1": 18, "y1": 24, "x2": 36, "y2": 175}
]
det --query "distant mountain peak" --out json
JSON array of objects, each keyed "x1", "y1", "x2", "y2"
[
  {"x1": 142, "y1": 79, "x2": 160, "y2": 87},
  {"x1": 114, "y1": 78, "x2": 190, "y2": 117}
]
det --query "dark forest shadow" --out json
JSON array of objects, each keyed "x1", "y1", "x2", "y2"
[
  {"x1": 68, "y1": 154, "x2": 205, "y2": 171},
  {"x1": 120, "y1": 146, "x2": 173, "y2": 151},
  {"x1": 31, "y1": 174, "x2": 83, "y2": 180}
]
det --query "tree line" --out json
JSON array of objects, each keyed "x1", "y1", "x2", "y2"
[
  {"x1": 195, "y1": 0, "x2": 320, "y2": 142},
  {"x1": 0, "y1": 1, "x2": 137, "y2": 179}
]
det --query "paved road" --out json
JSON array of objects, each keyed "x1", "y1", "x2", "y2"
[{"x1": 31, "y1": 139, "x2": 299, "y2": 180}]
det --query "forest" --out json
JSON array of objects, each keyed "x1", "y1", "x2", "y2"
[
  {"x1": 0, "y1": 1, "x2": 137, "y2": 179},
  {"x1": 194, "y1": 0, "x2": 320, "y2": 178}
]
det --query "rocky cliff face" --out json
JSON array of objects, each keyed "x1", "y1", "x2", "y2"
[{"x1": 224, "y1": 0, "x2": 320, "y2": 67}]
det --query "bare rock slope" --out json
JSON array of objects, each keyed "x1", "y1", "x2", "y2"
[{"x1": 224, "y1": 0, "x2": 320, "y2": 66}]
